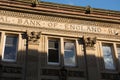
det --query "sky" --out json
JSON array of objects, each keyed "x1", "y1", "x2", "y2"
[{"x1": 41, "y1": 0, "x2": 120, "y2": 11}]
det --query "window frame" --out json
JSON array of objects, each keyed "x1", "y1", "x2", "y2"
[
  {"x1": 63, "y1": 40, "x2": 77, "y2": 67},
  {"x1": 116, "y1": 44, "x2": 120, "y2": 64},
  {"x1": 2, "y1": 34, "x2": 18, "y2": 62},
  {"x1": 101, "y1": 43, "x2": 116, "y2": 70},
  {"x1": 47, "y1": 38, "x2": 60, "y2": 65}
]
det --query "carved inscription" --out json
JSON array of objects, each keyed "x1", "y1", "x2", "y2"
[{"x1": 0, "y1": 15, "x2": 119, "y2": 35}]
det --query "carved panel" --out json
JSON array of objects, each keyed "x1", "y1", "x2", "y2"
[
  {"x1": 101, "y1": 73, "x2": 120, "y2": 80},
  {"x1": 68, "y1": 71, "x2": 85, "y2": 77},
  {"x1": 0, "y1": 65, "x2": 23, "y2": 80},
  {"x1": 42, "y1": 69, "x2": 59, "y2": 76},
  {"x1": 41, "y1": 69, "x2": 85, "y2": 78},
  {"x1": 2, "y1": 66, "x2": 22, "y2": 73}
]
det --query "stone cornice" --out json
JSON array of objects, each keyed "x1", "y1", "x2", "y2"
[
  {"x1": 0, "y1": 0, "x2": 120, "y2": 23},
  {"x1": 0, "y1": 10, "x2": 119, "y2": 29}
]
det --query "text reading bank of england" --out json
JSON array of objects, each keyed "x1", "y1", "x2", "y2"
[{"x1": 0, "y1": 0, "x2": 120, "y2": 80}]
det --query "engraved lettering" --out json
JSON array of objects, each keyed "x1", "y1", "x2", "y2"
[
  {"x1": 30, "y1": 20, "x2": 36, "y2": 26},
  {"x1": 48, "y1": 23, "x2": 53, "y2": 27},
  {"x1": 76, "y1": 26, "x2": 82, "y2": 31},
  {"x1": 0, "y1": 16, "x2": 4, "y2": 22},
  {"x1": 87, "y1": 26, "x2": 101, "y2": 32},
  {"x1": 5, "y1": 17, "x2": 11, "y2": 23},
  {"x1": 0, "y1": 15, "x2": 118, "y2": 35},
  {"x1": 18, "y1": 18, "x2": 23, "y2": 24},
  {"x1": 87, "y1": 27, "x2": 92, "y2": 32},
  {"x1": 36, "y1": 21, "x2": 41, "y2": 26},
  {"x1": 108, "y1": 29, "x2": 116, "y2": 34},
  {"x1": 70, "y1": 24, "x2": 75, "y2": 30},
  {"x1": 76, "y1": 25, "x2": 83, "y2": 31},
  {"x1": 97, "y1": 28, "x2": 101, "y2": 32},
  {"x1": 65, "y1": 24, "x2": 69, "y2": 30},
  {"x1": 54, "y1": 22, "x2": 58, "y2": 27},
  {"x1": 48, "y1": 22, "x2": 57, "y2": 28},
  {"x1": 23, "y1": 19, "x2": 29, "y2": 25},
  {"x1": 65, "y1": 24, "x2": 84, "y2": 31}
]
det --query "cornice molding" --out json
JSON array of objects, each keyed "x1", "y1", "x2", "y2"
[
  {"x1": 0, "y1": 10, "x2": 119, "y2": 29},
  {"x1": 0, "y1": 0, "x2": 120, "y2": 23}
]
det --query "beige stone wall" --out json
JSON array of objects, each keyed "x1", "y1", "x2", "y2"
[{"x1": 0, "y1": 9, "x2": 120, "y2": 80}]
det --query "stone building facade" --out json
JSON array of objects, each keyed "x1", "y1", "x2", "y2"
[{"x1": 0, "y1": 0, "x2": 120, "y2": 80}]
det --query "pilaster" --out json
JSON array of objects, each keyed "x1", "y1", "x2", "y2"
[
  {"x1": 25, "y1": 30, "x2": 41, "y2": 80},
  {"x1": 83, "y1": 36, "x2": 99, "y2": 80}
]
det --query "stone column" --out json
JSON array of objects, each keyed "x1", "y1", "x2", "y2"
[
  {"x1": 83, "y1": 36, "x2": 99, "y2": 80},
  {"x1": 25, "y1": 30, "x2": 41, "y2": 80}
]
